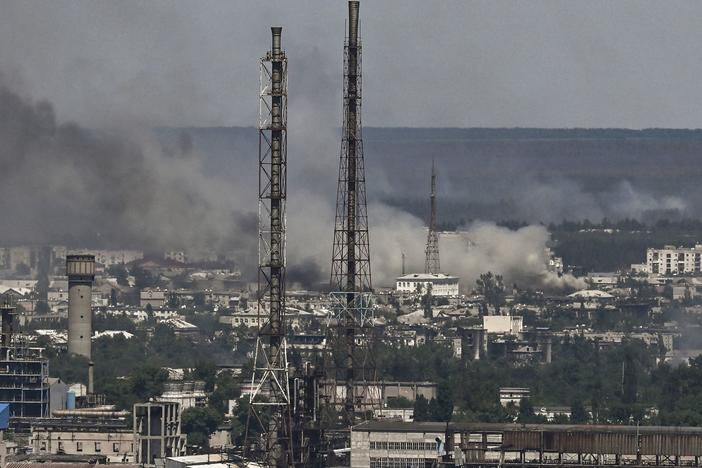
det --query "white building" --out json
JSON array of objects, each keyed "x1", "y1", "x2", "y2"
[
  {"x1": 396, "y1": 273, "x2": 460, "y2": 297},
  {"x1": 483, "y1": 316, "x2": 523, "y2": 336},
  {"x1": 647, "y1": 245, "x2": 702, "y2": 275}
]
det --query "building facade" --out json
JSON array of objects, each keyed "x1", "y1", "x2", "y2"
[
  {"x1": 647, "y1": 245, "x2": 702, "y2": 275},
  {"x1": 31, "y1": 418, "x2": 136, "y2": 463},
  {"x1": 396, "y1": 273, "x2": 460, "y2": 297}
]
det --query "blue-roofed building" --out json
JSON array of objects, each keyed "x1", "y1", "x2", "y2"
[{"x1": 0, "y1": 403, "x2": 9, "y2": 429}]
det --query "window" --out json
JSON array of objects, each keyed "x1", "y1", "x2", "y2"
[
  {"x1": 113, "y1": 443, "x2": 119, "y2": 452},
  {"x1": 58, "y1": 441, "x2": 64, "y2": 451},
  {"x1": 95, "y1": 442, "x2": 101, "y2": 452},
  {"x1": 40, "y1": 441, "x2": 47, "y2": 451},
  {"x1": 76, "y1": 442, "x2": 83, "y2": 452}
]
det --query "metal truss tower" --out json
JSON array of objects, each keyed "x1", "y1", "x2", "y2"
[
  {"x1": 245, "y1": 27, "x2": 293, "y2": 467},
  {"x1": 330, "y1": 0, "x2": 373, "y2": 428},
  {"x1": 425, "y1": 159, "x2": 440, "y2": 274}
]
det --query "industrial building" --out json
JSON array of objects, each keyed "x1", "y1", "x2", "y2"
[
  {"x1": 318, "y1": 381, "x2": 437, "y2": 411},
  {"x1": 0, "y1": 299, "x2": 50, "y2": 422},
  {"x1": 395, "y1": 273, "x2": 460, "y2": 297},
  {"x1": 157, "y1": 381, "x2": 207, "y2": 410},
  {"x1": 351, "y1": 421, "x2": 702, "y2": 468},
  {"x1": 31, "y1": 417, "x2": 136, "y2": 463},
  {"x1": 647, "y1": 245, "x2": 702, "y2": 275}
]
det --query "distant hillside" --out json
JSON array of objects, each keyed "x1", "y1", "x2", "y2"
[{"x1": 164, "y1": 127, "x2": 702, "y2": 224}]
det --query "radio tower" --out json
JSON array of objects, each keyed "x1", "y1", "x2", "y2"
[
  {"x1": 330, "y1": 0, "x2": 373, "y2": 428},
  {"x1": 245, "y1": 27, "x2": 293, "y2": 467},
  {"x1": 425, "y1": 159, "x2": 440, "y2": 274}
]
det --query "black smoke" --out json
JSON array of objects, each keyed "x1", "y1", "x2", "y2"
[{"x1": 0, "y1": 86, "x2": 255, "y2": 261}]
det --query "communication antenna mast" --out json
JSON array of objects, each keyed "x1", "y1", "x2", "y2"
[
  {"x1": 425, "y1": 158, "x2": 440, "y2": 274},
  {"x1": 245, "y1": 26, "x2": 293, "y2": 467},
  {"x1": 330, "y1": 0, "x2": 373, "y2": 428}
]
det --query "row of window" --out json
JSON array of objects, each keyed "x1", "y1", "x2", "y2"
[
  {"x1": 232, "y1": 317, "x2": 261, "y2": 324},
  {"x1": 370, "y1": 457, "x2": 429, "y2": 468},
  {"x1": 39, "y1": 440, "x2": 132, "y2": 453},
  {"x1": 370, "y1": 441, "x2": 436, "y2": 451}
]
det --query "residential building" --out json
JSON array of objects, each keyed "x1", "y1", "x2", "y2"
[{"x1": 647, "y1": 245, "x2": 702, "y2": 275}]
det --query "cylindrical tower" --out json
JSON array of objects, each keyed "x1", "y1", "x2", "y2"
[{"x1": 66, "y1": 255, "x2": 95, "y2": 359}]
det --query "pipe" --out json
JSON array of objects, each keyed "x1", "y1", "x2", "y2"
[
  {"x1": 348, "y1": 1, "x2": 359, "y2": 46},
  {"x1": 88, "y1": 361, "x2": 94, "y2": 394},
  {"x1": 271, "y1": 27, "x2": 282, "y2": 57},
  {"x1": 52, "y1": 409, "x2": 129, "y2": 418}
]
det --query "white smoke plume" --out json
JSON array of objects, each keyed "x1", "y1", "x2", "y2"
[{"x1": 286, "y1": 194, "x2": 584, "y2": 292}]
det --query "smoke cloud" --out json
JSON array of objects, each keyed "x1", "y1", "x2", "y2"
[
  {"x1": 0, "y1": 85, "x2": 256, "y2": 260},
  {"x1": 286, "y1": 192, "x2": 584, "y2": 291}
]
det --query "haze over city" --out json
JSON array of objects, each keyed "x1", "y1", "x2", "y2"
[{"x1": 0, "y1": 2, "x2": 702, "y2": 467}]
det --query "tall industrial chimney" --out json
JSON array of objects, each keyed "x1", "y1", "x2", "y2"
[{"x1": 66, "y1": 255, "x2": 95, "y2": 359}]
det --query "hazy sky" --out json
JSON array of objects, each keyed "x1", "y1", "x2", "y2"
[{"x1": 2, "y1": 1, "x2": 702, "y2": 128}]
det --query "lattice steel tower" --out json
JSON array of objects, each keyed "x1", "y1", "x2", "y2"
[
  {"x1": 330, "y1": 0, "x2": 373, "y2": 428},
  {"x1": 425, "y1": 159, "x2": 440, "y2": 274},
  {"x1": 245, "y1": 27, "x2": 293, "y2": 467}
]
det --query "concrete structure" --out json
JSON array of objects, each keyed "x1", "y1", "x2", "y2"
[
  {"x1": 483, "y1": 316, "x2": 523, "y2": 335},
  {"x1": 134, "y1": 402, "x2": 186, "y2": 466},
  {"x1": 66, "y1": 255, "x2": 95, "y2": 359},
  {"x1": 648, "y1": 245, "x2": 702, "y2": 275},
  {"x1": 31, "y1": 418, "x2": 135, "y2": 463},
  {"x1": 396, "y1": 273, "x2": 460, "y2": 297},
  {"x1": 352, "y1": 421, "x2": 702, "y2": 468}
]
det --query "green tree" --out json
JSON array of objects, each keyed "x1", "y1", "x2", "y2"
[
  {"x1": 476, "y1": 272, "x2": 506, "y2": 314},
  {"x1": 434, "y1": 382, "x2": 454, "y2": 422},
  {"x1": 570, "y1": 399, "x2": 589, "y2": 423},
  {"x1": 413, "y1": 395, "x2": 430, "y2": 422},
  {"x1": 182, "y1": 406, "x2": 223, "y2": 448},
  {"x1": 107, "y1": 265, "x2": 130, "y2": 287}
]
